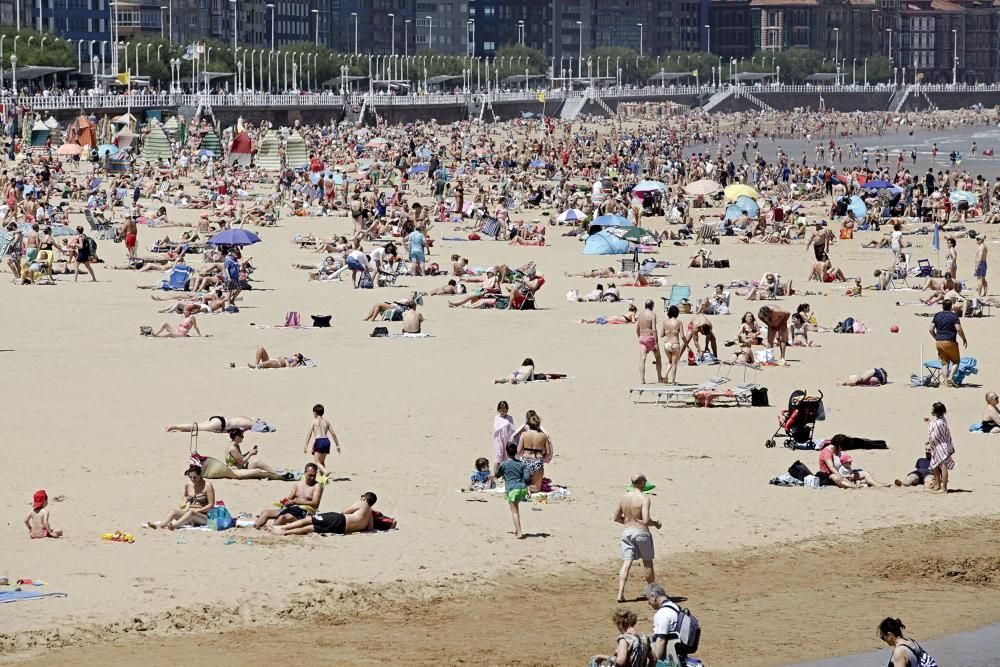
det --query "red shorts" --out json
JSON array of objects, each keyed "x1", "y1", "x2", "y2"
[{"x1": 125, "y1": 233, "x2": 137, "y2": 249}]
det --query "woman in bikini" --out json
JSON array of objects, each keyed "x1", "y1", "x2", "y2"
[
  {"x1": 165, "y1": 416, "x2": 258, "y2": 433},
  {"x1": 147, "y1": 465, "x2": 215, "y2": 530},
  {"x1": 660, "y1": 305, "x2": 685, "y2": 385},
  {"x1": 495, "y1": 358, "x2": 535, "y2": 384},
  {"x1": 147, "y1": 314, "x2": 203, "y2": 337},
  {"x1": 514, "y1": 410, "x2": 553, "y2": 493},
  {"x1": 226, "y1": 429, "x2": 280, "y2": 475},
  {"x1": 838, "y1": 368, "x2": 889, "y2": 386},
  {"x1": 581, "y1": 304, "x2": 638, "y2": 325},
  {"x1": 248, "y1": 346, "x2": 305, "y2": 369}
]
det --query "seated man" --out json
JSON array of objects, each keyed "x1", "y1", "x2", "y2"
[
  {"x1": 254, "y1": 463, "x2": 323, "y2": 529},
  {"x1": 696, "y1": 284, "x2": 730, "y2": 315},
  {"x1": 271, "y1": 492, "x2": 378, "y2": 536},
  {"x1": 402, "y1": 302, "x2": 425, "y2": 334}
]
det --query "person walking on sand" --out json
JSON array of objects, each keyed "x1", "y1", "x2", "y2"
[
  {"x1": 929, "y1": 298, "x2": 967, "y2": 386},
  {"x1": 926, "y1": 402, "x2": 955, "y2": 494},
  {"x1": 637, "y1": 299, "x2": 663, "y2": 384},
  {"x1": 614, "y1": 473, "x2": 662, "y2": 603},
  {"x1": 304, "y1": 403, "x2": 341, "y2": 475},
  {"x1": 974, "y1": 235, "x2": 988, "y2": 297},
  {"x1": 495, "y1": 442, "x2": 530, "y2": 539}
]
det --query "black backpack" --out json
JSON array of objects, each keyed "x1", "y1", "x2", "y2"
[{"x1": 86, "y1": 236, "x2": 98, "y2": 257}]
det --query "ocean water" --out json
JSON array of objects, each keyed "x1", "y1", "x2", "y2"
[{"x1": 792, "y1": 622, "x2": 1000, "y2": 666}]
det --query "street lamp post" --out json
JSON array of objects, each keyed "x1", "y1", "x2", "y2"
[
  {"x1": 852, "y1": 57, "x2": 856, "y2": 86},
  {"x1": 388, "y1": 13, "x2": 395, "y2": 57},
  {"x1": 427, "y1": 16, "x2": 433, "y2": 51},
  {"x1": 886, "y1": 28, "x2": 892, "y2": 60},
  {"x1": 167, "y1": 0, "x2": 172, "y2": 45},
  {"x1": 833, "y1": 27, "x2": 839, "y2": 86},
  {"x1": 313, "y1": 9, "x2": 319, "y2": 46},
  {"x1": 864, "y1": 58, "x2": 867, "y2": 86},
  {"x1": 160, "y1": 6, "x2": 167, "y2": 39},
  {"x1": 518, "y1": 20, "x2": 524, "y2": 46},
  {"x1": 352, "y1": 13, "x2": 358, "y2": 55},
  {"x1": 404, "y1": 19, "x2": 410, "y2": 61},
  {"x1": 10, "y1": 55, "x2": 16, "y2": 94},
  {"x1": 705, "y1": 24, "x2": 711, "y2": 53},
  {"x1": 266, "y1": 4, "x2": 275, "y2": 50},
  {"x1": 952, "y1": 28, "x2": 958, "y2": 86},
  {"x1": 576, "y1": 20, "x2": 583, "y2": 81},
  {"x1": 637, "y1": 23, "x2": 643, "y2": 58}
]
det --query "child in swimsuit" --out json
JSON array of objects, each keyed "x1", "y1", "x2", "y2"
[{"x1": 467, "y1": 458, "x2": 496, "y2": 491}]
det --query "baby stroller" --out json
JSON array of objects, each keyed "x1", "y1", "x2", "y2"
[{"x1": 765, "y1": 389, "x2": 824, "y2": 449}]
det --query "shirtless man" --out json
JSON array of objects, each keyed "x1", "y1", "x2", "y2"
[
  {"x1": 614, "y1": 473, "x2": 662, "y2": 603},
  {"x1": 271, "y1": 492, "x2": 378, "y2": 536},
  {"x1": 975, "y1": 235, "x2": 988, "y2": 297},
  {"x1": 660, "y1": 305, "x2": 684, "y2": 384},
  {"x1": 758, "y1": 305, "x2": 790, "y2": 361},
  {"x1": 121, "y1": 215, "x2": 138, "y2": 260},
  {"x1": 253, "y1": 463, "x2": 324, "y2": 528},
  {"x1": 637, "y1": 300, "x2": 663, "y2": 384},
  {"x1": 685, "y1": 314, "x2": 718, "y2": 361},
  {"x1": 805, "y1": 223, "x2": 833, "y2": 262},
  {"x1": 402, "y1": 303, "x2": 424, "y2": 333}
]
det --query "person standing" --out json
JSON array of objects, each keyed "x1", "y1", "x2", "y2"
[
  {"x1": 495, "y1": 442, "x2": 530, "y2": 539},
  {"x1": 928, "y1": 298, "x2": 967, "y2": 386},
  {"x1": 974, "y1": 235, "x2": 988, "y2": 297},
  {"x1": 223, "y1": 249, "x2": 241, "y2": 306},
  {"x1": 614, "y1": 473, "x2": 662, "y2": 603},
  {"x1": 758, "y1": 305, "x2": 790, "y2": 362},
  {"x1": 73, "y1": 226, "x2": 97, "y2": 282},
  {"x1": 407, "y1": 226, "x2": 426, "y2": 276},
  {"x1": 121, "y1": 214, "x2": 137, "y2": 262},
  {"x1": 926, "y1": 402, "x2": 955, "y2": 494},
  {"x1": 636, "y1": 300, "x2": 663, "y2": 384},
  {"x1": 492, "y1": 401, "x2": 515, "y2": 476}
]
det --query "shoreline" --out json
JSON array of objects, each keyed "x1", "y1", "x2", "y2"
[{"x1": 9, "y1": 516, "x2": 1000, "y2": 666}]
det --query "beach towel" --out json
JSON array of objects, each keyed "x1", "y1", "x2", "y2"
[
  {"x1": 198, "y1": 456, "x2": 292, "y2": 481},
  {"x1": 250, "y1": 419, "x2": 276, "y2": 433},
  {"x1": 0, "y1": 591, "x2": 67, "y2": 604}
]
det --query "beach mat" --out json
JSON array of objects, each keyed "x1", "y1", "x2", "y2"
[
  {"x1": 199, "y1": 456, "x2": 289, "y2": 481},
  {"x1": 0, "y1": 590, "x2": 67, "y2": 604}
]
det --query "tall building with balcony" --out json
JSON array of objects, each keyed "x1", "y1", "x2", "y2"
[{"x1": 467, "y1": 0, "x2": 553, "y2": 56}]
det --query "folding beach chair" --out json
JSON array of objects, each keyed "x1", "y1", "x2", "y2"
[
  {"x1": 160, "y1": 264, "x2": 193, "y2": 291},
  {"x1": 921, "y1": 357, "x2": 978, "y2": 387},
  {"x1": 886, "y1": 254, "x2": 910, "y2": 289},
  {"x1": 628, "y1": 376, "x2": 731, "y2": 406},
  {"x1": 480, "y1": 216, "x2": 501, "y2": 239},
  {"x1": 85, "y1": 209, "x2": 117, "y2": 240},
  {"x1": 619, "y1": 250, "x2": 639, "y2": 278},
  {"x1": 661, "y1": 284, "x2": 692, "y2": 311},
  {"x1": 694, "y1": 222, "x2": 719, "y2": 245},
  {"x1": 377, "y1": 257, "x2": 407, "y2": 287}
]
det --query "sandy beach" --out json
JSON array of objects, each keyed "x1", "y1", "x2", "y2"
[{"x1": 4, "y1": 117, "x2": 1000, "y2": 665}]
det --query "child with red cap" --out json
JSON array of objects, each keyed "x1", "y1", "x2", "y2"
[{"x1": 24, "y1": 490, "x2": 63, "y2": 539}]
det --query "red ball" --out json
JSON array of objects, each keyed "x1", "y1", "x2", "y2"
[{"x1": 890, "y1": 325, "x2": 900, "y2": 333}]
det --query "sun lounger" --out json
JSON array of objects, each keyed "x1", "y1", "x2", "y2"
[
  {"x1": 628, "y1": 376, "x2": 733, "y2": 405},
  {"x1": 660, "y1": 284, "x2": 692, "y2": 311}
]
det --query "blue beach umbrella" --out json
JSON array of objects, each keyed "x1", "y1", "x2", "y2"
[
  {"x1": 591, "y1": 214, "x2": 632, "y2": 228},
  {"x1": 633, "y1": 180, "x2": 667, "y2": 193},
  {"x1": 735, "y1": 195, "x2": 760, "y2": 218},
  {"x1": 96, "y1": 144, "x2": 119, "y2": 157},
  {"x1": 847, "y1": 195, "x2": 867, "y2": 219},
  {"x1": 861, "y1": 179, "x2": 892, "y2": 190},
  {"x1": 949, "y1": 190, "x2": 978, "y2": 206},
  {"x1": 208, "y1": 228, "x2": 262, "y2": 247}
]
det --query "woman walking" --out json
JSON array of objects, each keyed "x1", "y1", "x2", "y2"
[{"x1": 926, "y1": 402, "x2": 955, "y2": 494}]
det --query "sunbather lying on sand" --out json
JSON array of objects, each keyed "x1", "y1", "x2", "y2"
[
  {"x1": 270, "y1": 492, "x2": 378, "y2": 536},
  {"x1": 581, "y1": 304, "x2": 638, "y2": 325},
  {"x1": 248, "y1": 346, "x2": 305, "y2": 369},
  {"x1": 838, "y1": 368, "x2": 889, "y2": 386},
  {"x1": 165, "y1": 416, "x2": 262, "y2": 433},
  {"x1": 142, "y1": 314, "x2": 203, "y2": 337}
]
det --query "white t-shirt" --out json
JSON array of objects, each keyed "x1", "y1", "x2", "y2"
[
  {"x1": 369, "y1": 246, "x2": 385, "y2": 266},
  {"x1": 890, "y1": 230, "x2": 903, "y2": 250},
  {"x1": 347, "y1": 249, "x2": 365, "y2": 264},
  {"x1": 652, "y1": 603, "x2": 680, "y2": 640}
]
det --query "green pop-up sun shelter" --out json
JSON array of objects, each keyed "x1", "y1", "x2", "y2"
[{"x1": 141, "y1": 121, "x2": 172, "y2": 161}]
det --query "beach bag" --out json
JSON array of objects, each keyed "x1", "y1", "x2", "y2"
[
  {"x1": 566, "y1": 289, "x2": 580, "y2": 302},
  {"x1": 754, "y1": 348, "x2": 776, "y2": 364},
  {"x1": 358, "y1": 271, "x2": 374, "y2": 289},
  {"x1": 370, "y1": 326, "x2": 389, "y2": 337},
  {"x1": 139, "y1": 325, "x2": 153, "y2": 336},
  {"x1": 371, "y1": 510, "x2": 397, "y2": 531},
  {"x1": 660, "y1": 601, "x2": 701, "y2": 655},
  {"x1": 852, "y1": 320, "x2": 866, "y2": 334},
  {"x1": 207, "y1": 502, "x2": 234, "y2": 531},
  {"x1": 839, "y1": 227, "x2": 853, "y2": 240},
  {"x1": 85, "y1": 235, "x2": 98, "y2": 257},
  {"x1": 787, "y1": 460, "x2": 812, "y2": 481},
  {"x1": 833, "y1": 317, "x2": 855, "y2": 333},
  {"x1": 285, "y1": 311, "x2": 301, "y2": 327},
  {"x1": 311, "y1": 315, "x2": 332, "y2": 327},
  {"x1": 750, "y1": 386, "x2": 769, "y2": 407}
]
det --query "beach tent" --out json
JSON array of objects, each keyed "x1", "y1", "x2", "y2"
[
  {"x1": 44, "y1": 116, "x2": 61, "y2": 130},
  {"x1": 583, "y1": 230, "x2": 632, "y2": 255},
  {"x1": 735, "y1": 195, "x2": 760, "y2": 218},
  {"x1": 256, "y1": 130, "x2": 282, "y2": 171},
  {"x1": 285, "y1": 132, "x2": 308, "y2": 169},
  {"x1": 228, "y1": 131, "x2": 253, "y2": 166},
  {"x1": 199, "y1": 130, "x2": 222, "y2": 157},
  {"x1": 107, "y1": 154, "x2": 132, "y2": 173},
  {"x1": 847, "y1": 195, "x2": 867, "y2": 219},
  {"x1": 163, "y1": 116, "x2": 179, "y2": 134},
  {"x1": 115, "y1": 126, "x2": 136, "y2": 152},
  {"x1": 29, "y1": 120, "x2": 50, "y2": 152},
  {"x1": 141, "y1": 122, "x2": 172, "y2": 161},
  {"x1": 67, "y1": 116, "x2": 97, "y2": 149}
]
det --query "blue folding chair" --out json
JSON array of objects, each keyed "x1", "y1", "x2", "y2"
[
  {"x1": 160, "y1": 264, "x2": 193, "y2": 291},
  {"x1": 661, "y1": 284, "x2": 692, "y2": 311},
  {"x1": 922, "y1": 357, "x2": 978, "y2": 387}
]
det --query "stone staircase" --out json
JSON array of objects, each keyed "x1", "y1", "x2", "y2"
[
  {"x1": 701, "y1": 88, "x2": 733, "y2": 113},
  {"x1": 888, "y1": 86, "x2": 913, "y2": 112},
  {"x1": 559, "y1": 94, "x2": 587, "y2": 121},
  {"x1": 592, "y1": 93, "x2": 615, "y2": 116},
  {"x1": 736, "y1": 88, "x2": 775, "y2": 112}
]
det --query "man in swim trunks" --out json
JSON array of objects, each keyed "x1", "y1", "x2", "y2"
[
  {"x1": 402, "y1": 302, "x2": 424, "y2": 334},
  {"x1": 271, "y1": 492, "x2": 377, "y2": 536},
  {"x1": 121, "y1": 215, "x2": 138, "y2": 260},
  {"x1": 614, "y1": 473, "x2": 662, "y2": 603},
  {"x1": 806, "y1": 223, "x2": 833, "y2": 262},
  {"x1": 758, "y1": 305, "x2": 790, "y2": 362},
  {"x1": 636, "y1": 300, "x2": 663, "y2": 384},
  {"x1": 929, "y1": 298, "x2": 967, "y2": 385},
  {"x1": 975, "y1": 235, "x2": 988, "y2": 297},
  {"x1": 686, "y1": 314, "x2": 718, "y2": 362},
  {"x1": 253, "y1": 463, "x2": 324, "y2": 528}
]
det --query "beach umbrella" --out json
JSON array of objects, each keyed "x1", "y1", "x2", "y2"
[
  {"x1": 96, "y1": 144, "x2": 119, "y2": 157},
  {"x1": 724, "y1": 204, "x2": 743, "y2": 222},
  {"x1": 409, "y1": 164, "x2": 429, "y2": 174},
  {"x1": 198, "y1": 149, "x2": 217, "y2": 158},
  {"x1": 557, "y1": 208, "x2": 587, "y2": 223},
  {"x1": 683, "y1": 179, "x2": 721, "y2": 196},
  {"x1": 861, "y1": 179, "x2": 892, "y2": 190},
  {"x1": 57, "y1": 143, "x2": 82, "y2": 156},
  {"x1": 633, "y1": 179, "x2": 666, "y2": 193},
  {"x1": 591, "y1": 214, "x2": 632, "y2": 228},
  {"x1": 724, "y1": 183, "x2": 757, "y2": 202},
  {"x1": 207, "y1": 228, "x2": 262, "y2": 247},
  {"x1": 949, "y1": 190, "x2": 978, "y2": 206},
  {"x1": 608, "y1": 225, "x2": 659, "y2": 244},
  {"x1": 847, "y1": 195, "x2": 867, "y2": 219},
  {"x1": 529, "y1": 159, "x2": 547, "y2": 168},
  {"x1": 735, "y1": 195, "x2": 760, "y2": 218}
]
